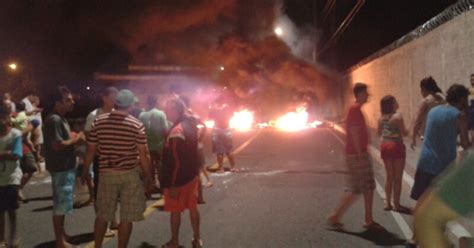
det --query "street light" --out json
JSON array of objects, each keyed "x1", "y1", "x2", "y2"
[
  {"x1": 274, "y1": 27, "x2": 283, "y2": 36},
  {"x1": 8, "y1": 63, "x2": 17, "y2": 71}
]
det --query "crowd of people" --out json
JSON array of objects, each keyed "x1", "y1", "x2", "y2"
[
  {"x1": 0, "y1": 86, "x2": 238, "y2": 248},
  {"x1": 1, "y1": 74, "x2": 474, "y2": 248},
  {"x1": 328, "y1": 74, "x2": 474, "y2": 248}
]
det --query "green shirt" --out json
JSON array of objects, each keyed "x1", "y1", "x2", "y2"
[
  {"x1": 138, "y1": 108, "x2": 168, "y2": 151},
  {"x1": 436, "y1": 153, "x2": 474, "y2": 215}
]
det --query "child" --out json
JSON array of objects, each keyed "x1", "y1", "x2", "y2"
[{"x1": 0, "y1": 117, "x2": 23, "y2": 247}]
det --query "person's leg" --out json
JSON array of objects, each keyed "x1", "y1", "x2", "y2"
[
  {"x1": 383, "y1": 159, "x2": 394, "y2": 210},
  {"x1": 363, "y1": 190, "x2": 375, "y2": 225},
  {"x1": 189, "y1": 208, "x2": 201, "y2": 243},
  {"x1": 168, "y1": 212, "x2": 181, "y2": 246},
  {"x1": 7, "y1": 210, "x2": 17, "y2": 246},
  {"x1": 217, "y1": 154, "x2": 224, "y2": 172},
  {"x1": 197, "y1": 177, "x2": 205, "y2": 204},
  {"x1": 117, "y1": 222, "x2": 133, "y2": 248},
  {"x1": 328, "y1": 192, "x2": 358, "y2": 225},
  {"x1": 94, "y1": 216, "x2": 108, "y2": 248},
  {"x1": 393, "y1": 158, "x2": 406, "y2": 209},
  {"x1": 226, "y1": 153, "x2": 236, "y2": 171},
  {"x1": 52, "y1": 215, "x2": 68, "y2": 248},
  {"x1": 0, "y1": 211, "x2": 5, "y2": 243}
]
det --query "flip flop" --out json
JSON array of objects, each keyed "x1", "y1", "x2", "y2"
[{"x1": 383, "y1": 205, "x2": 392, "y2": 211}]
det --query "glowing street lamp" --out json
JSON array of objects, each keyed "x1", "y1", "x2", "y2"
[
  {"x1": 8, "y1": 63, "x2": 17, "y2": 71},
  {"x1": 274, "y1": 27, "x2": 283, "y2": 36},
  {"x1": 219, "y1": 66, "x2": 225, "y2": 71}
]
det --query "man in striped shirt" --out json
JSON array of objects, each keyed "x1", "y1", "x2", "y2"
[{"x1": 82, "y1": 89, "x2": 153, "y2": 248}]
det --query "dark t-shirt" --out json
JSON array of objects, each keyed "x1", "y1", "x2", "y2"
[
  {"x1": 43, "y1": 114, "x2": 76, "y2": 173},
  {"x1": 161, "y1": 116, "x2": 199, "y2": 188}
]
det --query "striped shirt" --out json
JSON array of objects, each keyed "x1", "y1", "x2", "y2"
[{"x1": 88, "y1": 111, "x2": 147, "y2": 174}]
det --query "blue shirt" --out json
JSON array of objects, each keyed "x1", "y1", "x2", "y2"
[{"x1": 417, "y1": 105, "x2": 460, "y2": 175}]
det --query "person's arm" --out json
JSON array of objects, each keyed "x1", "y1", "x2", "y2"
[
  {"x1": 197, "y1": 117, "x2": 207, "y2": 142},
  {"x1": 376, "y1": 118, "x2": 383, "y2": 137},
  {"x1": 457, "y1": 113, "x2": 471, "y2": 150},
  {"x1": 81, "y1": 142, "x2": 97, "y2": 184},
  {"x1": 136, "y1": 124, "x2": 153, "y2": 196},
  {"x1": 396, "y1": 113, "x2": 409, "y2": 137},
  {"x1": 49, "y1": 118, "x2": 84, "y2": 151},
  {"x1": 348, "y1": 125, "x2": 363, "y2": 157},
  {"x1": 411, "y1": 101, "x2": 428, "y2": 147},
  {"x1": 168, "y1": 138, "x2": 181, "y2": 199},
  {"x1": 137, "y1": 143, "x2": 153, "y2": 195}
]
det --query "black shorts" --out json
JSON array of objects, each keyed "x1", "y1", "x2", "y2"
[
  {"x1": 410, "y1": 169, "x2": 436, "y2": 200},
  {"x1": 20, "y1": 152, "x2": 38, "y2": 174},
  {"x1": 0, "y1": 185, "x2": 19, "y2": 211}
]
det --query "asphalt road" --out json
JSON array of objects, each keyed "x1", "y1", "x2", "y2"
[{"x1": 17, "y1": 127, "x2": 415, "y2": 248}]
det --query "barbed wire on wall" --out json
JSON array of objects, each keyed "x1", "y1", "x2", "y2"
[{"x1": 347, "y1": 0, "x2": 474, "y2": 72}]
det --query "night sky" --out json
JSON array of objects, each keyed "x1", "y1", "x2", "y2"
[{"x1": 0, "y1": 0, "x2": 458, "y2": 90}]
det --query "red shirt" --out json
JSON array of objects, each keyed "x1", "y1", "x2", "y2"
[{"x1": 345, "y1": 103, "x2": 369, "y2": 155}]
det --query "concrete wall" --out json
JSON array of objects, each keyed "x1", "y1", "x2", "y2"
[{"x1": 344, "y1": 10, "x2": 474, "y2": 129}]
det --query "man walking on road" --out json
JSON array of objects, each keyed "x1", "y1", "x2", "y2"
[
  {"x1": 82, "y1": 89, "x2": 153, "y2": 248},
  {"x1": 43, "y1": 86, "x2": 84, "y2": 248},
  {"x1": 161, "y1": 97, "x2": 202, "y2": 248},
  {"x1": 328, "y1": 82, "x2": 381, "y2": 230}
]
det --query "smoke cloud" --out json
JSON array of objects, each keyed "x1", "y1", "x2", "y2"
[{"x1": 79, "y1": 0, "x2": 336, "y2": 117}]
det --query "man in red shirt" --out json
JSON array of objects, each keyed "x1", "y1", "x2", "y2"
[{"x1": 328, "y1": 83, "x2": 381, "y2": 230}]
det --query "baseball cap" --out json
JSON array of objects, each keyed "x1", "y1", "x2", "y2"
[{"x1": 115, "y1": 89, "x2": 138, "y2": 108}]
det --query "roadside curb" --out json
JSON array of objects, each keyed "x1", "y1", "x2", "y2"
[{"x1": 331, "y1": 123, "x2": 473, "y2": 248}]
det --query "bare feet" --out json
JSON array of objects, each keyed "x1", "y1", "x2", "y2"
[
  {"x1": 393, "y1": 205, "x2": 412, "y2": 214},
  {"x1": 363, "y1": 221, "x2": 384, "y2": 230},
  {"x1": 205, "y1": 181, "x2": 214, "y2": 188},
  {"x1": 326, "y1": 215, "x2": 344, "y2": 229}
]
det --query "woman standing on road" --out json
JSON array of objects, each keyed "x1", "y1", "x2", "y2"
[{"x1": 377, "y1": 95, "x2": 410, "y2": 213}]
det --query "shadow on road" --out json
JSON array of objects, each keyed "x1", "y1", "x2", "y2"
[
  {"x1": 34, "y1": 232, "x2": 94, "y2": 248},
  {"x1": 328, "y1": 227, "x2": 406, "y2": 246},
  {"x1": 137, "y1": 242, "x2": 157, "y2": 248},
  {"x1": 25, "y1": 196, "x2": 53, "y2": 202},
  {"x1": 32, "y1": 205, "x2": 53, "y2": 212}
]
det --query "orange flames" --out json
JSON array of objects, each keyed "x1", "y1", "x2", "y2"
[
  {"x1": 229, "y1": 109, "x2": 254, "y2": 132},
  {"x1": 274, "y1": 107, "x2": 309, "y2": 132},
  {"x1": 204, "y1": 107, "x2": 323, "y2": 132}
]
